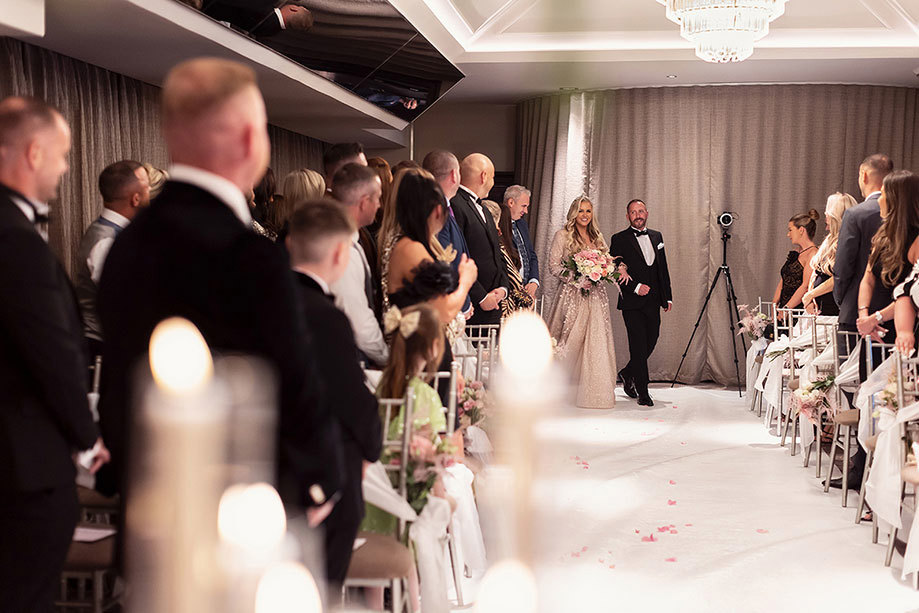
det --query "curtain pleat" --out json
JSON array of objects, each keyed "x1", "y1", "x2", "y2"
[
  {"x1": 519, "y1": 84, "x2": 919, "y2": 385},
  {"x1": 0, "y1": 37, "x2": 325, "y2": 275}
]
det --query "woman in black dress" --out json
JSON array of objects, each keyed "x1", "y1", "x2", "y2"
[
  {"x1": 802, "y1": 193, "x2": 858, "y2": 315},
  {"x1": 772, "y1": 209, "x2": 820, "y2": 314},
  {"x1": 860, "y1": 171, "x2": 919, "y2": 346}
]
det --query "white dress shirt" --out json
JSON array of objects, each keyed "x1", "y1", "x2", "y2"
[
  {"x1": 86, "y1": 208, "x2": 131, "y2": 283},
  {"x1": 168, "y1": 164, "x2": 252, "y2": 225},
  {"x1": 458, "y1": 184, "x2": 487, "y2": 224},
  {"x1": 329, "y1": 232, "x2": 389, "y2": 366}
]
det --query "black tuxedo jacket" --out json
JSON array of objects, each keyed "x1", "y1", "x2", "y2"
[
  {"x1": 97, "y1": 180, "x2": 342, "y2": 509},
  {"x1": 293, "y1": 272, "x2": 381, "y2": 518},
  {"x1": 832, "y1": 194, "x2": 882, "y2": 325},
  {"x1": 203, "y1": 0, "x2": 284, "y2": 36},
  {"x1": 0, "y1": 184, "x2": 98, "y2": 493},
  {"x1": 450, "y1": 189, "x2": 509, "y2": 307},
  {"x1": 609, "y1": 228, "x2": 672, "y2": 311}
]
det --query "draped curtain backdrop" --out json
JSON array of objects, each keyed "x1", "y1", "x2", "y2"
[
  {"x1": 0, "y1": 37, "x2": 325, "y2": 274},
  {"x1": 518, "y1": 85, "x2": 919, "y2": 386}
]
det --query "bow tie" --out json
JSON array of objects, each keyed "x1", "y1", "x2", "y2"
[{"x1": 632, "y1": 229, "x2": 648, "y2": 237}]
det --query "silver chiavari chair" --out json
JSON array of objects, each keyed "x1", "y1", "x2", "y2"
[
  {"x1": 801, "y1": 317, "x2": 837, "y2": 476},
  {"x1": 773, "y1": 306, "x2": 807, "y2": 442},
  {"x1": 884, "y1": 352, "x2": 919, "y2": 573},
  {"x1": 428, "y1": 362, "x2": 466, "y2": 606},
  {"x1": 781, "y1": 311, "x2": 821, "y2": 454},
  {"x1": 855, "y1": 336, "x2": 894, "y2": 529},
  {"x1": 343, "y1": 390, "x2": 417, "y2": 613},
  {"x1": 456, "y1": 324, "x2": 500, "y2": 385},
  {"x1": 749, "y1": 299, "x2": 775, "y2": 415}
]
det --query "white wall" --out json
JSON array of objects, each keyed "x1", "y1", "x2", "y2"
[
  {"x1": 0, "y1": 0, "x2": 44, "y2": 36},
  {"x1": 367, "y1": 102, "x2": 517, "y2": 172}
]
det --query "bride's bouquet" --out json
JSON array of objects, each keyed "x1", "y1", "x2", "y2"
[{"x1": 560, "y1": 249, "x2": 621, "y2": 296}]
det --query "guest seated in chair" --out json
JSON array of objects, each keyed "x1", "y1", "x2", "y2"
[
  {"x1": 802, "y1": 192, "x2": 858, "y2": 316},
  {"x1": 287, "y1": 200, "x2": 382, "y2": 596}
]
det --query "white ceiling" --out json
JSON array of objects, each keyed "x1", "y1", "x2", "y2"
[{"x1": 392, "y1": 0, "x2": 919, "y2": 103}]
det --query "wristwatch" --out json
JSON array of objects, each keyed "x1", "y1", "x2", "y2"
[{"x1": 875, "y1": 311, "x2": 884, "y2": 324}]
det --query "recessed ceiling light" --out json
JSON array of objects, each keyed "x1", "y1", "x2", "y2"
[{"x1": 666, "y1": 74, "x2": 678, "y2": 79}]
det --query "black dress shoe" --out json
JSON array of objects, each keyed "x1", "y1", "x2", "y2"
[
  {"x1": 619, "y1": 369, "x2": 638, "y2": 398},
  {"x1": 637, "y1": 395, "x2": 654, "y2": 406},
  {"x1": 823, "y1": 476, "x2": 861, "y2": 491}
]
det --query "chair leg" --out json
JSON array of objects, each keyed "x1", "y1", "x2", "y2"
[
  {"x1": 886, "y1": 527, "x2": 899, "y2": 567},
  {"x1": 842, "y1": 426, "x2": 851, "y2": 508},
  {"x1": 790, "y1": 413, "x2": 799, "y2": 456},
  {"x1": 816, "y1": 419, "x2": 823, "y2": 479},
  {"x1": 447, "y1": 530, "x2": 465, "y2": 606},
  {"x1": 824, "y1": 425, "x2": 840, "y2": 493},
  {"x1": 872, "y1": 512, "x2": 879, "y2": 544},
  {"x1": 93, "y1": 570, "x2": 104, "y2": 613},
  {"x1": 757, "y1": 391, "x2": 764, "y2": 417},
  {"x1": 780, "y1": 406, "x2": 790, "y2": 447},
  {"x1": 856, "y1": 449, "x2": 873, "y2": 524},
  {"x1": 392, "y1": 578, "x2": 403, "y2": 613},
  {"x1": 803, "y1": 431, "x2": 812, "y2": 468}
]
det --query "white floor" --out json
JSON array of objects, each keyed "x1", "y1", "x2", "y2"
[{"x1": 521, "y1": 384, "x2": 919, "y2": 613}]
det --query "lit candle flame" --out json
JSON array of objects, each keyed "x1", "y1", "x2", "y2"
[
  {"x1": 255, "y1": 561, "x2": 322, "y2": 613},
  {"x1": 149, "y1": 317, "x2": 213, "y2": 392},
  {"x1": 499, "y1": 311, "x2": 553, "y2": 377},
  {"x1": 218, "y1": 483, "x2": 287, "y2": 552}
]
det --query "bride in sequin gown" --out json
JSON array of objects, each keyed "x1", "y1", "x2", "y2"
[{"x1": 546, "y1": 196, "x2": 627, "y2": 409}]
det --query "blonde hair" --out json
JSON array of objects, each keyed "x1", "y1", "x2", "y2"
[
  {"x1": 162, "y1": 58, "x2": 256, "y2": 128},
  {"x1": 812, "y1": 192, "x2": 858, "y2": 273},
  {"x1": 563, "y1": 195, "x2": 606, "y2": 255},
  {"x1": 264, "y1": 168, "x2": 326, "y2": 233},
  {"x1": 143, "y1": 163, "x2": 169, "y2": 199}
]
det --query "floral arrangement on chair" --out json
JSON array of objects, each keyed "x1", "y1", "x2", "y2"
[
  {"x1": 387, "y1": 435, "x2": 458, "y2": 513},
  {"x1": 459, "y1": 380, "x2": 488, "y2": 428},
  {"x1": 791, "y1": 376, "x2": 835, "y2": 424},
  {"x1": 877, "y1": 368, "x2": 914, "y2": 415},
  {"x1": 737, "y1": 304, "x2": 769, "y2": 341},
  {"x1": 559, "y1": 249, "x2": 622, "y2": 296}
]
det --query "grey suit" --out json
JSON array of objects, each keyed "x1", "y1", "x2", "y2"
[{"x1": 833, "y1": 192, "x2": 882, "y2": 327}]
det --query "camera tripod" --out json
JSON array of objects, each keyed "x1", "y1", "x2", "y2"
[{"x1": 671, "y1": 229, "x2": 747, "y2": 396}]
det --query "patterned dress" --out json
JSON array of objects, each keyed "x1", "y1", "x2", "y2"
[{"x1": 545, "y1": 229, "x2": 618, "y2": 409}]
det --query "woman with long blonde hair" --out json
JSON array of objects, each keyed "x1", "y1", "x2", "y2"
[
  {"x1": 802, "y1": 192, "x2": 858, "y2": 315},
  {"x1": 545, "y1": 195, "x2": 630, "y2": 409},
  {"x1": 265, "y1": 168, "x2": 326, "y2": 237}
]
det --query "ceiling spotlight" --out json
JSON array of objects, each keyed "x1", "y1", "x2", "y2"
[{"x1": 666, "y1": 74, "x2": 678, "y2": 79}]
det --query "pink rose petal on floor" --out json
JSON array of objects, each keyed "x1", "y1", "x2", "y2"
[
  {"x1": 665, "y1": 557, "x2": 677, "y2": 562},
  {"x1": 609, "y1": 564, "x2": 616, "y2": 569},
  {"x1": 670, "y1": 530, "x2": 678, "y2": 534},
  {"x1": 658, "y1": 419, "x2": 665, "y2": 422},
  {"x1": 684, "y1": 523, "x2": 693, "y2": 527},
  {"x1": 573, "y1": 552, "x2": 581, "y2": 557},
  {"x1": 756, "y1": 529, "x2": 769, "y2": 534},
  {"x1": 668, "y1": 499, "x2": 677, "y2": 506},
  {"x1": 582, "y1": 546, "x2": 588, "y2": 552},
  {"x1": 598, "y1": 559, "x2": 604, "y2": 563},
  {"x1": 657, "y1": 526, "x2": 670, "y2": 533},
  {"x1": 634, "y1": 529, "x2": 641, "y2": 534},
  {"x1": 641, "y1": 535, "x2": 656, "y2": 543},
  {"x1": 669, "y1": 480, "x2": 677, "y2": 485},
  {"x1": 680, "y1": 442, "x2": 687, "y2": 445}
]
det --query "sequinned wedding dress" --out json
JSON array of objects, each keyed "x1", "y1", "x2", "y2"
[{"x1": 545, "y1": 229, "x2": 618, "y2": 409}]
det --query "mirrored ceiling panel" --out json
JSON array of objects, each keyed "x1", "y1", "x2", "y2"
[{"x1": 190, "y1": 0, "x2": 464, "y2": 121}]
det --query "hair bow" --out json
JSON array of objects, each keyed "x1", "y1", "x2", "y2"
[{"x1": 383, "y1": 306, "x2": 421, "y2": 338}]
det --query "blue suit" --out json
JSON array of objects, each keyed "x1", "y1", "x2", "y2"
[
  {"x1": 437, "y1": 202, "x2": 473, "y2": 313},
  {"x1": 512, "y1": 217, "x2": 539, "y2": 284}
]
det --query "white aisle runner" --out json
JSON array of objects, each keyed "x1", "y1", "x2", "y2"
[{"x1": 528, "y1": 385, "x2": 917, "y2": 613}]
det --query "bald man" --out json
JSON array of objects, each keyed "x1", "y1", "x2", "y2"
[
  {"x1": 450, "y1": 153, "x2": 509, "y2": 325},
  {"x1": 0, "y1": 96, "x2": 107, "y2": 611},
  {"x1": 97, "y1": 59, "x2": 343, "y2": 549}
]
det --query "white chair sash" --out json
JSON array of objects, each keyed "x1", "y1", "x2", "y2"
[
  {"x1": 409, "y1": 496, "x2": 452, "y2": 613},
  {"x1": 866, "y1": 400, "x2": 919, "y2": 530}
]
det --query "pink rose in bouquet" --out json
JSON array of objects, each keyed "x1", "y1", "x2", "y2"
[{"x1": 560, "y1": 248, "x2": 621, "y2": 296}]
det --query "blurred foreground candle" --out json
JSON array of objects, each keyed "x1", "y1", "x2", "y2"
[
  {"x1": 479, "y1": 311, "x2": 561, "y2": 591},
  {"x1": 255, "y1": 561, "x2": 323, "y2": 613},
  {"x1": 474, "y1": 559, "x2": 537, "y2": 613},
  {"x1": 127, "y1": 317, "x2": 228, "y2": 613}
]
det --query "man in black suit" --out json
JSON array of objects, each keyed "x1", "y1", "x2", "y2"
[
  {"x1": 609, "y1": 199, "x2": 673, "y2": 407},
  {"x1": 287, "y1": 200, "x2": 382, "y2": 592},
  {"x1": 0, "y1": 96, "x2": 109, "y2": 611},
  {"x1": 202, "y1": 0, "x2": 314, "y2": 37},
  {"x1": 451, "y1": 153, "x2": 508, "y2": 325},
  {"x1": 829, "y1": 153, "x2": 893, "y2": 490},
  {"x1": 98, "y1": 59, "x2": 342, "y2": 535}
]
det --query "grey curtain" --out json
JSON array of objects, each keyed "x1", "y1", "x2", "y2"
[
  {"x1": 0, "y1": 37, "x2": 325, "y2": 275},
  {"x1": 518, "y1": 84, "x2": 919, "y2": 385}
]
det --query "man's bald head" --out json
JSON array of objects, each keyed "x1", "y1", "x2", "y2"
[
  {"x1": 459, "y1": 153, "x2": 495, "y2": 199},
  {"x1": 162, "y1": 57, "x2": 270, "y2": 191},
  {"x1": 0, "y1": 96, "x2": 71, "y2": 203}
]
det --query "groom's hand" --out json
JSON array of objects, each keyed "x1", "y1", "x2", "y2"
[
  {"x1": 636, "y1": 284, "x2": 650, "y2": 296},
  {"x1": 664, "y1": 302, "x2": 672, "y2": 313}
]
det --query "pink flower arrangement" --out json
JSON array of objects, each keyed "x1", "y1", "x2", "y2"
[
  {"x1": 791, "y1": 376, "x2": 835, "y2": 424},
  {"x1": 459, "y1": 380, "x2": 488, "y2": 428},
  {"x1": 560, "y1": 249, "x2": 622, "y2": 296},
  {"x1": 737, "y1": 304, "x2": 769, "y2": 341}
]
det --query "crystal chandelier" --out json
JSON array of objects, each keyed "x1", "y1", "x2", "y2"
[{"x1": 658, "y1": 0, "x2": 789, "y2": 63}]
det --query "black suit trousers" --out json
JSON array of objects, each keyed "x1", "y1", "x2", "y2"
[
  {"x1": 621, "y1": 306, "x2": 661, "y2": 396},
  {"x1": 0, "y1": 484, "x2": 79, "y2": 612}
]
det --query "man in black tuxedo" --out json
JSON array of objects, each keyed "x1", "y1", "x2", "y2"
[
  {"x1": 202, "y1": 0, "x2": 314, "y2": 37},
  {"x1": 0, "y1": 96, "x2": 109, "y2": 611},
  {"x1": 609, "y1": 199, "x2": 673, "y2": 406},
  {"x1": 828, "y1": 153, "x2": 893, "y2": 490},
  {"x1": 287, "y1": 200, "x2": 382, "y2": 592},
  {"x1": 451, "y1": 153, "x2": 508, "y2": 325},
  {"x1": 98, "y1": 59, "x2": 342, "y2": 536}
]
